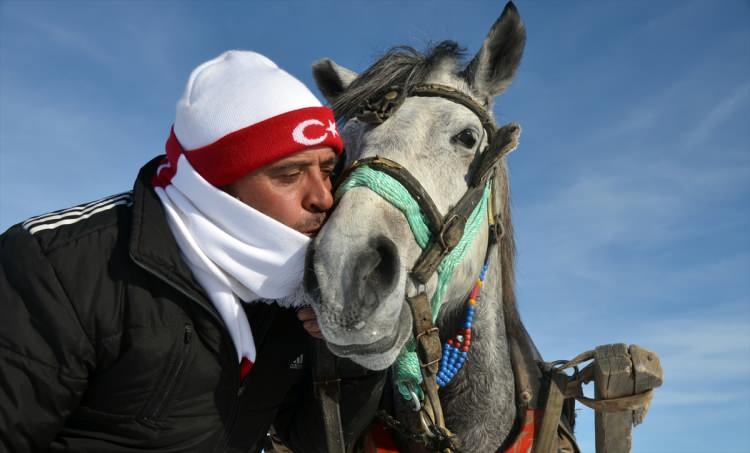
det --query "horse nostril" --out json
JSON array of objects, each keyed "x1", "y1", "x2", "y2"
[
  {"x1": 361, "y1": 236, "x2": 399, "y2": 295},
  {"x1": 344, "y1": 236, "x2": 400, "y2": 330}
]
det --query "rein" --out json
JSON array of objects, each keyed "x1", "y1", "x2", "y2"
[{"x1": 330, "y1": 82, "x2": 521, "y2": 451}]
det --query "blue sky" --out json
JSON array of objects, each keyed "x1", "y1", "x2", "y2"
[{"x1": 1, "y1": 1, "x2": 748, "y2": 451}]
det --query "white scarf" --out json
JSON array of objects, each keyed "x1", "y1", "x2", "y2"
[{"x1": 154, "y1": 154, "x2": 311, "y2": 364}]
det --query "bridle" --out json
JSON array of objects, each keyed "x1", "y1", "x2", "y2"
[
  {"x1": 323, "y1": 82, "x2": 521, "y2": 452},
  {"x1": 339, "y1": 83, "x2": 520, "y2": 284}
]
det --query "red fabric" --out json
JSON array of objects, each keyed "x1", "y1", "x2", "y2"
[
  {"x1": 502, "y1": 409, "x2": 543, "y2": 453},
  {"x1": 239, "y1": 357, "x2": 254, "y2": 382},
  {"x1": 156, "y1": 106, "x2": 343, "y2": 188},
  {"x1": 365, "y1": 408, "x2": 544, "y2": 453},
  {"x1": 152, "y1": 155, "x2": 176, "y2": 188},
  {"x1": 364, "y1": 420, "x2": 400, "y2": 453}
]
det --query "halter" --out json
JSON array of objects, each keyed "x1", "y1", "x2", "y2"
[
  {"x1": 334, "y1": 82, "x2": 521, "y2": 451},
  {"x1": 338, "y1": 84, "x2": 521, "y2": 284}
]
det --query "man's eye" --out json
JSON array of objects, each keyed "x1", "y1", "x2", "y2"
[{"x1": 277, "y1": 172, "x2": 301, "y2": 182}]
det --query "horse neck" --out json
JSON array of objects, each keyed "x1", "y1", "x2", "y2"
[{"x1": 435, "y1": 247, "x2": 517, "y2": 452}]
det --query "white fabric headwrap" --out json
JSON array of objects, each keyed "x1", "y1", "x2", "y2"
[{"x1": 154, "y1": 154, "x2": 311, "y2": 363}]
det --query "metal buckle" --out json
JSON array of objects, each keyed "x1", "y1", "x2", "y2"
[
  {"x1": 356, "y1": 87, "x2": 403, "y2": 124},
  {"x1": 416, "y1": 327, "x2": 441, "y2": 369},
  {"x1": 490, "y1": 216, "x2": 504, "y2": 241},
  {"x1": 415, "y1": 326, "x2": 439, "y2": 342}
]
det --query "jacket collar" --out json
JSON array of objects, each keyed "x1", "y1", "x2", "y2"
[{"x1": 129, "y1": 156, "x2": 213, "y2": 309}]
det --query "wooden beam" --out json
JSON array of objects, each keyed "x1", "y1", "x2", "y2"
[
  {"x1": 593, "y1": 344, "x2": 663, "y2": 453},
  {"x1": 594, "y1": 344, "x2": 634, "y2": 453}
]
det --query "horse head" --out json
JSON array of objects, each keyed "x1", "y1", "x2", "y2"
[{"x1": 311, "y1": 3, "x2": 525, "y2": 376}]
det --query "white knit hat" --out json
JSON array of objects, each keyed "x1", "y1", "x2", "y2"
[{"x1": 157, "y1": 50, "x2": 343, "y2": 187}]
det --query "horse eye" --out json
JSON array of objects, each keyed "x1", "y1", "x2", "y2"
[{"x1": 452, "y1": 129, "x2": 477, "y2": 148}]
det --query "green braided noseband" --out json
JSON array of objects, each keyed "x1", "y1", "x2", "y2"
[{"x1": 336, "y1": 165, "x2": 490, "y2": 401}]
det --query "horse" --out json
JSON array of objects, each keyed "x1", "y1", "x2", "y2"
[{"x1": 309, "y1": 3, "x2": 575, "y2": 452}]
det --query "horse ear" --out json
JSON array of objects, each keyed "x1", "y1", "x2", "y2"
[
  {"x1": 312, "y1": 58, "x2": 358, "y2": 103},
  {"x1": 463, "y1": 2, "x2": 526, "y2": 99}
]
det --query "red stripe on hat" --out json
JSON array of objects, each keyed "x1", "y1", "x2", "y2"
[{"x1": 176, "y1": 106, "x2": 342, "y2": 187}]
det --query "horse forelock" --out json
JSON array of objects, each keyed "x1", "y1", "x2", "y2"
[{"x1": 331, "y1": 41, "x2": 468, "y2": 122}]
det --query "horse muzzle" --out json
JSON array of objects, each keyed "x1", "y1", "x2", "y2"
[{"x1": 323, "y1": 301, "x2": 413, "y2": 370}]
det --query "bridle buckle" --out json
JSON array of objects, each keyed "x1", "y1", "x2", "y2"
[
  {"x1": 356, "y1": 86, "x2": 404, "y2": 124},
  {"x1": 437, "y1": 214, "x2": 463, "y2": 250}
]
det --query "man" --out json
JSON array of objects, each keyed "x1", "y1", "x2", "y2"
[{"x1": 0, "y1": 50, "x2": 384, "y2": 452}]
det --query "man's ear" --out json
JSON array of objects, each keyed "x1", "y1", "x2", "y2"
[
  {"x1": 462, "y1": 2, "x2": 526, "y2": 100},
  {"x1": 312, "y1": 58, "x2": 358, "y2": 103}
]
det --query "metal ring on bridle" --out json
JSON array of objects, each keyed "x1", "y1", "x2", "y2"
[{"x1": 407, "y1": 383, "x2": 422, "y2": 412}]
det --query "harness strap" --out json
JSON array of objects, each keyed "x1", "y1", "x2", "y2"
[
  {"x1": 405, "y1": 292, "x2": 459, "y2": 451},
  {"x1": 407, "y1": 293, "x2": 443, "y2": 376},
  {"x1": 575, "y1": 390, "x2": 655, "y2": 413},
  {"x1": 531, "y1": 370, "x2": 568, "y2": 453},
  {"x1": 409, "y1": 83, "x2": 498, "y2": 139},
  {"x1": 411, "y1": 186, "x2": 484, "y2": 284},
  {"x1": 313, "y1": 340, "x2": 346, "y2": 453},
  {"x1": 471, "y1": 123, "x2": 521, "y2": 187}
]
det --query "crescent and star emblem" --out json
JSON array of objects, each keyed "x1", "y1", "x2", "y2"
[{"x1": 292, "y1": 119, "x2": 338, "y2": 146}]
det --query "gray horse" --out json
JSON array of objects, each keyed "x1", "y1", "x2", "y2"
[{"x1": 311, "y1": 3, "x2": 535, "y2": 451}]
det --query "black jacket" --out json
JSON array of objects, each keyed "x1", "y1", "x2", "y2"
[{"x1": 0, "y1": 157, "x2": 385, "y2": 453}]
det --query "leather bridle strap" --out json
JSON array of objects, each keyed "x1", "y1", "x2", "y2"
[
  {"x1": 471, "y1": 122, "x2": 520, "y2": 187},
  {"x1": 313, "y1": 340, "x2": 346, "y2": 453},
  {"x1": 409, "y1": 83, "x2": 498, "y2": 140},
  {"x1": 356, "y1": 83, "x2": 499, "y2": 143}
]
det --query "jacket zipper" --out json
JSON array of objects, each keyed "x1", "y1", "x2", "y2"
[
  {"x1": 130, "y1": 255, "x2": 243, "y2": 446},
  {"x1": 140, "y1": 323, "x2": 193, "y2": 424}
]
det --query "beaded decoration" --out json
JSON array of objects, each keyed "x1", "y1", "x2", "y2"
[{"x1": 436, "y1": 261, "x2": 489, "y2": 388}]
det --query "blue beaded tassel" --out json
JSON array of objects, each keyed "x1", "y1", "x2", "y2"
[{"x1": 436, "y1": 260, "x2": 490, "y2": 388}]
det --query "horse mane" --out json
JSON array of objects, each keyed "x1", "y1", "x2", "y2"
[
  {"x1": 333, "y1": 40, "x2": 523, "y2": 343},
  {"x1": 495, "y1": 160, "x2": 521, "y2": 342}
]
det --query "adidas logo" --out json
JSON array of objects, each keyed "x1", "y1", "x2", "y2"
[{"x1": 289, "y1": 354, "x2": 304, "y2": 370}]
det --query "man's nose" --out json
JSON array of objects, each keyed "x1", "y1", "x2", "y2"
[{"x1": 305, "y1": 171, "x2": 334, "y2": 213}]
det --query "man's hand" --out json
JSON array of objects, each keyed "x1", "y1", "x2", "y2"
[{"x1": 296, "y1": 307, "x2": 323, "y2": 339}]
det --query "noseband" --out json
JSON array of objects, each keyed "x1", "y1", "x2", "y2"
[{"x1": 334, "y1": 83, "x2": 521, "y2": 451}]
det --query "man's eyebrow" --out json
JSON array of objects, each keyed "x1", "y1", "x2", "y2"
[
  {"x1": 267, "y1": 155, "x2": 339, "y2": 173},
  {"x1": 321, "y1": 155, "x2": 339, "y2": 167}
]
